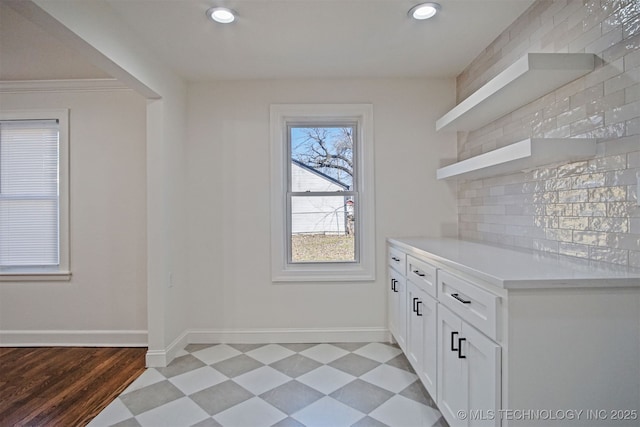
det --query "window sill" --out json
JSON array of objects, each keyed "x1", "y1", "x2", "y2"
[{"x1": 0, "y1": 270, "x2": 72, "y2": 282}]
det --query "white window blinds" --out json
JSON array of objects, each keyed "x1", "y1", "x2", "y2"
[{"x1": 0, "y1": 120, "x2": 60, "y2": 267}]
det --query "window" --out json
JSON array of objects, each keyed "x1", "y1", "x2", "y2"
[
  {"x1": 0, "y1": 110, "x2": 70, "y2": 281},
  {"x1": 270, "y1": 104, "x2": 375, "y2": 281},
  {"x1": 289, "y1": 125, "x2": 356, "y2": 263}
]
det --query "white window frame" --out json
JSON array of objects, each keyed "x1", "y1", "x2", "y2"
[
  {"x1": 270, "y1": 104, "x2": 375, "y2": 282},
  {"x1": 0, "y1": 109, "x2": 70, "y2": 281}
]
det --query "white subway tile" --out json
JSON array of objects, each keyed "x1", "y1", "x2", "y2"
[
  {"x1": 586, "y1": 26, "x2": 623, "y2": 54},
  {"x1": 568, "y1": 23, "x2": 602, "y2": 52},
  {"x1": 455, "y1": 0, "x2": 639, "y2": 266},
  {"x1": 604, "y1": 68, "x2": 640, "y2": 95}
]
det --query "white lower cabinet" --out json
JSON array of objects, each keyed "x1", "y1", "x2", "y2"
[
  {"x1": 388, "y1": 268, "x2": 407, "y2": 352},
  {"x1": 407, "y1": 280, "x2": 437, "y2": 397},
  {"x1": 389, "y1": 239, "x2": 640, "y2": 427},
  {"x1": 438, "y1": 304, "x2": 501, "y2": 427},
  {"x1": 389, "y1": 242, "x2": 502, "y2": 427}
]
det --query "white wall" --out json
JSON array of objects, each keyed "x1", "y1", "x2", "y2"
[
  {"x1": 20, "y1": 0, "x2": 191, "y2": 365},
  {"x1": 3, "y1": 2, "x2": 459, "y2": 357},
  {"x1": 0, "y1": 87, "x2": 147, "y2": 345},
  {"x1": 148, "y1": 89, "x2": 189, "y2": 357},
  {"x1": 186, "y1": 78, "x2": 457, "y2": 337}
]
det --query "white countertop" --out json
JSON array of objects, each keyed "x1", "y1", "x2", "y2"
[{"x1": 388, "y1": 237, "x2": 640, "y2": 289}]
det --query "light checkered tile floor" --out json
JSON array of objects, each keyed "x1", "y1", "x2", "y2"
[{"x1": 89, "y1": 342, "x2": 448, "y2": 427}]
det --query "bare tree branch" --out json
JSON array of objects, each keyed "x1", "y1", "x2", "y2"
[{"x1": 293, "y1": 127, "x2": 353, "y2": 183}]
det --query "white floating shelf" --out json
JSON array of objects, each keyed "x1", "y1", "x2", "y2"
[
  {"x1": 436, "y1": 138, "x2": 596, "y2": 180},
  {"x1": 436, "y1": 53, "x2": 596, "y2": 132}
]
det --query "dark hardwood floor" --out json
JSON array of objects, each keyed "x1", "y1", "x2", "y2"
[{"x1": 0, "y1": 347, "x2": 146, "y2": 427}]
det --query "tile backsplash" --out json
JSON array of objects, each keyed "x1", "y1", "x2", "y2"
[{"x1": 455, "y1": 0, "x2": 640, "y2": 267}]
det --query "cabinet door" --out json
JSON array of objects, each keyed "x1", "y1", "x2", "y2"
[
  {"x1": 420, "y1": 292, "x2": 437, "y2": 399},
  {"x1": 439, "y1": 305, "x2": 501, "y2": 427},
  {"x1": 463, "y1": 323, "x2": 501, "y2": 427},
  {"x1": 407, "y1": 281, "x2": 438, "y2": 399},
  {"x1": 388, "y1": 270, "x2": 399, "y2": 340},
  {"x1": 406, "y1": 281, "x2": 425, "y2": 370},
  {"x1": 438, "y1": 305, "x2": 466, "y2": 427},
  {"x1": 388, "y1": 269, "x2": 407, "y2": 351}
]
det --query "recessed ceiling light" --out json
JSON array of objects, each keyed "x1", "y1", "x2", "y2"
[
  {"x1": 408, "y1": 2, "x2": 441, "y2": 20},
  {"x1": 207, "y1": 7, "x2": 236, "y2": 24}
]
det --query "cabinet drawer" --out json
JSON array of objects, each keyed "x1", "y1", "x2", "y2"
[
  {"x1": 388, "y1": 246, "x2": 406, "y2": 276},
  {"x1": 438, "y1": 270, "x2": 499, "y2": 341},
  {"x1": 407, "y1": 255, "x2": 437, "y2": 298}
]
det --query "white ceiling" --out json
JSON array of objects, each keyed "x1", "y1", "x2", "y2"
[{"x1": 2, "y1": 0, "x2": 535, "y2": 82}]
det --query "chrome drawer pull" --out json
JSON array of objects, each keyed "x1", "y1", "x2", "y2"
[{"x1": 451, "y1": 293, "x2": 471, "y2": 304}]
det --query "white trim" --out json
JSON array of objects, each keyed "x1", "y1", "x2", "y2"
[
  {"x1": 145, "y1": 327, "x2": 391, "y2": 367},
  {"x1": 189, "y1": 327, "x2": 390, "y2": 344},
  {"x1": 0, "y1": 330, "x2": 147, "y2": 347},
  {"x1": 0, "y1": 271, "x2": 71, "y2": 282},
  {"x1": 0, "y1": 79, "x2": 131, "y2": 94},
  {"x1": 270, "y1": 104, "x2": 376, "y2": 282},
  {"x1": 144, "y1": 349, "x2": 168, "y2": 368},
  {"x1": 144, "y1": 349, "x2": 167, "y2": 368},
  {"x1": 145, "y1": 330, "x2": 189, "y2": 368}
]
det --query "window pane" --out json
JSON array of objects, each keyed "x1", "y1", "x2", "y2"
[
  {"x1": 0, "y1": 122, "x2": 59, "y2": 196},
  {"x1": 290, "y1": 126, "x2": 354, "y2": 191},
  {"x1": 290, "y1": 195, "x2": 355, "y2": 263},
  {"x1": 0, "y1": 199, "x2": 59, "y2": 266}
]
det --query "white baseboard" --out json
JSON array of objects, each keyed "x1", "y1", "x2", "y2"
[
  {"x1": 146, "y1": 326, "x2": 391, "y2": 367},
  {"x1": 188, "y1": 327, "x2": 391, "y2": 345},
  {"x1": 146, "y1": 330, "x2": 189, "y2": 368},
  {"x1": 0, "y1": 330, "x2": 147, "y2": 347}
]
